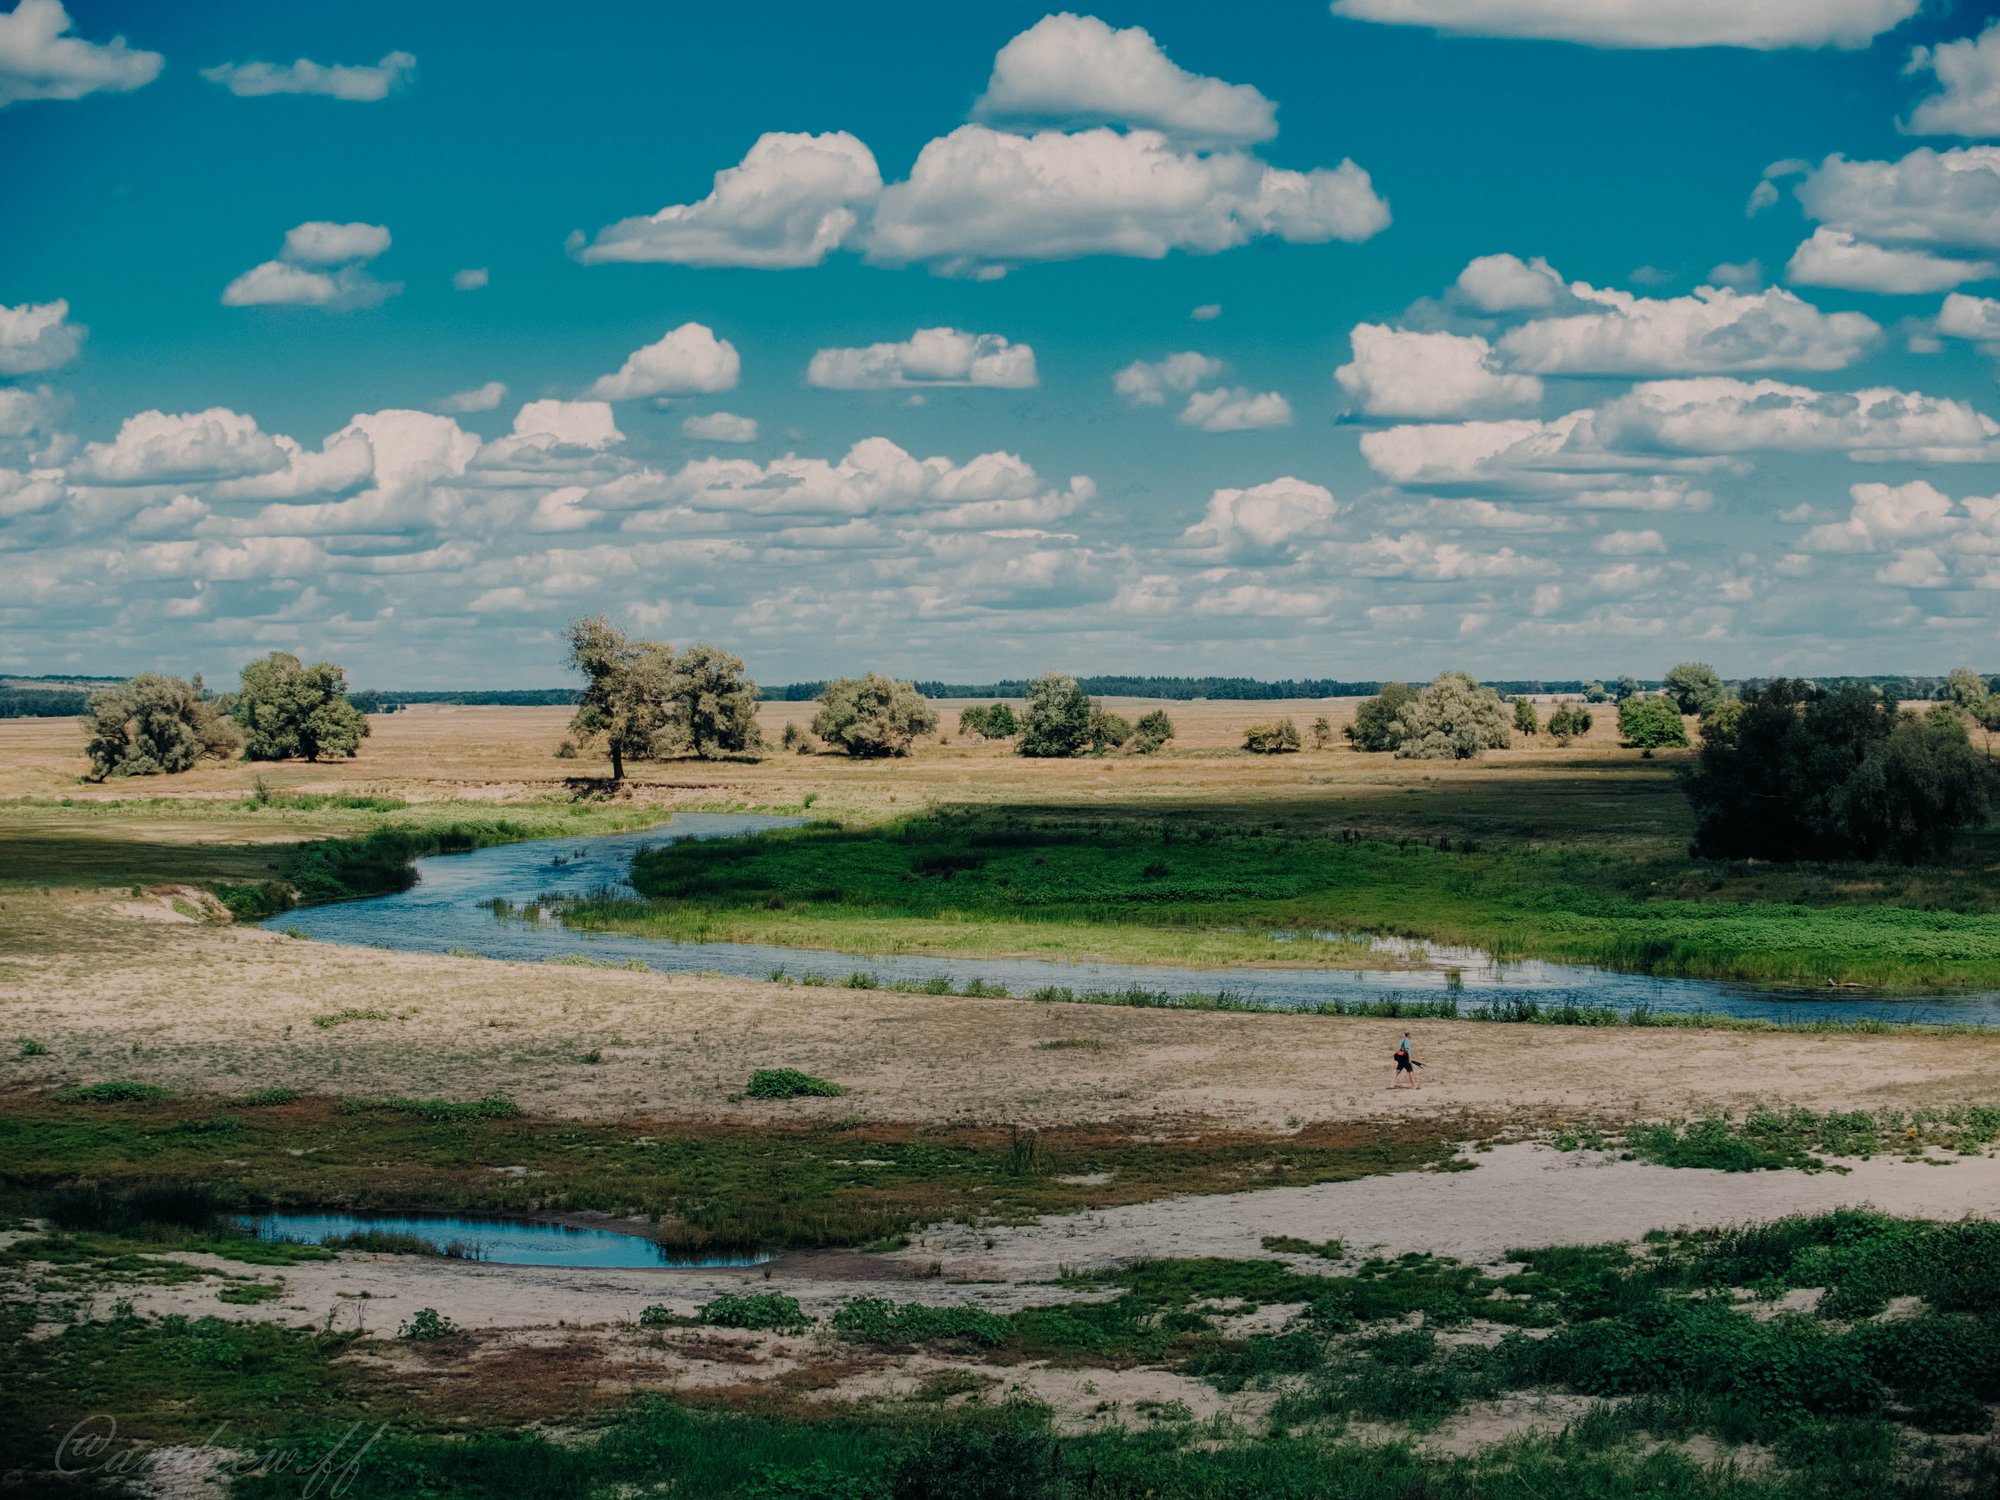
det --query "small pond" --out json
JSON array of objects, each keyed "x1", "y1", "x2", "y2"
[{"x1": 238, "y1": 1210, "x2": 771, "y2": 1269}]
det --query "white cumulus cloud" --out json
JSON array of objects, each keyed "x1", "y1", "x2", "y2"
[
  {"x1": 807, "y1": 328, "x2": 1037, "y2": 389},
  {"x1": 1591, "y1": 377, "x2": 2000, "y2": 461},
  {"x1": 868, "y1": 126, "x2": 1388, "y2": 277},
  {"x1": 972, "y1": 12, "x2": 1277, "y2": 148},
  {"x1": 1327, "y1": 0, "x2": 1920, "y2": 50},
  {"x1": 571, "y1": 132, "x2": 883, "y2": 268},
  {"x1": 1938, "y1": 292, "x2": 2000, "y2": 342},
  {"x1": 1182, "y1": 477, "x2": 1339, "y2": 557},
  {"x1": 1497, "y1": 284, "x2": 1880, "y2": 373},
  {"x1": 1113, "y1": 352, "x2": 1226, "y2": 406},
  {"x1": 0, "y1": 298, "x2": 85, "y2": 375},
  {"x1": 437, "y1": 381, "x2": 507, "y2": 414},
  {"x1": 69, "y1": 408, "x2": 289, "y2": 485},
  {"x1": 201, "y1": 50, "x2": 414, "y2": 102},
  {"x1": 1796, "y1": 147, "x2": 2000, "y2": 251},
  {"x1": 682, "y1": 412, "x2": 759, "y2": 444},
  {"x1": 1452, "y1": 252, "x2": 1566, "y2": 311},
  {"x1": 222, "y1": 222, "x2": 399, "y2": 310},
  {"x1": 1337, "y1": 325, "x2": 1543, "y2": 417},
  {"x1": 1903, "y1": 22, "x2": 2000, "y2": 138},
  {"x1": 452, "y1": 267, "x2": 489, "y2": 292},
  {"x1": 1785, "y1": 226, "x2": 1997, "y2": 294},
  {"x1": 0, "y1": 0, "x2": 161, "y2": 109},
  {"x1": 587, "y1": 323, "x2": 740, "y2": 401},
  {"x1": 1180, "y1": 388, "x2": 1293, "y2": 431}
]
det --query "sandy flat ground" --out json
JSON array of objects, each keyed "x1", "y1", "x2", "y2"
[{"x1": 6, "y1": 889, "x2": 1998, "y2": 1130}]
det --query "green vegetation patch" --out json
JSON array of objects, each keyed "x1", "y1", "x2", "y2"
[{"x1": 743, "y1": 1067, "x2": 846, "y2": 1100}]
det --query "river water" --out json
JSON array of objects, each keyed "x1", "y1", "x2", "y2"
[
  {"x1": 238, "y1": 1209, "x2": 770, "y2": 1269},
  {"x1": 265, "y1": 814, "x2": 2000, "y2": 1027}
]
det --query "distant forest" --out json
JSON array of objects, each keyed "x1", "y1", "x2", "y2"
[{"x1": 2, "y1": 672, "x2": 1988, "y2": 717}]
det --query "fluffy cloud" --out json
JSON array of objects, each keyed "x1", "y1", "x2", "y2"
[
  {"x1": 1594, "y1": 529, "x2": 1666, "y2": 555},
  {"x1": 1327, "y1": 0, "x2": 1920, "y2": 50},
  {"x1": 1591, "y1": 378, "x2": 2000, "y2": 461},
  {"x1": 972, "y1": 13, "x2": 1276, "y2": 148},
  {"x1": 437, "y1": 381, "x2": 507, "y2": 414},
  {"x1": 1903, "y1": 22, "x2": 2000, "y2": 138},
  {"x1": 1452, "y1": 252, "x2": 1566, "y2": 312},
  {"x1": 1181, "y1": 477, "x2": 1339, "y2": 557},
  {"x1": 682, "y1": 412, "x2": 759, "y2": 443},
  {"x1": 571, "y1": 132, "x2": 882, "y2": 268},
  {"x1": 587, "y1": 323, "x2": 740, "y2": 400},
  {"x1": 1337, "y1": 325, "x2": 1543, "y2": 417},
  {"x1": 0, "y1": 0, "x2": 160, "y2": 108},
  {"x1": 209, "y1": 429, "x2": 375, "y2": 502},
  {"x1": 1784, "y1": 226, "x2": 1997, "y2": 294},
  {"x1": 1796, "y1": 148, "x2": 2000, "y2": 251},
  {"x1": 1360, "y1": 413, "x2": 1599, "y2": 487},
  {"x1": 513, "y1": 400, "x2": 622, "y2": 450},
  {"x1": 1113, "y1": 352, "x2": 1225, "y2": 405},
  {"x1": 1496, "y1": 284, "x2": 1879, "y2": 373},
  {"x1": 222, "y1": 221, "x2": 400, "y2": 310},
  {"x1": 69, "y1": 408, "x2": 289, "y2": 485},
  {"x1": 869, "y1": 126, "x2": 1388, "y2": 276},
  {"x1": 0, "y1": 298, "x2": 84, "y2": 375},
  {"x1": 452, "y1": 267, "x2": 489, "y2": 292},
  {"x1": 1938, "y1": 293, "x2": 2000, "y2": 342},
  {"x1": 807, "y1": 328, "x2": 1037, "y2": 389},
  {"x1": 1180, "y1": 388, "x2": 1293, "y2": 431},
  {"x1": 200, "y1": 50, "x2": 415, "y2": 101},
  {"x1": 1799, "y1": 479, "x2": 1960, "y2": 552}
]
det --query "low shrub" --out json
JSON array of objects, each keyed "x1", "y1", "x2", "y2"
[
  {"x1": 698, "y1": 1292, "x2": 810, "y2": 1333},
  {"x1": 744, "y1": 1069, "x2": 846, "y2": 1100},
  {"x1": 398, "y1": 1307, "x2": 460, "y2": 1341},
  {"x1": 833, "y1": 1297, "x2": 1006, "y2": 1349}
]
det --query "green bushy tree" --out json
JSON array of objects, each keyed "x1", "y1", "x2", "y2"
[
  {"x1": 564, "y1": 615, "x2": 672, "y2": 779},
  {"x1": 1662, "y1": 661, "x2": 1728, "y2": 716},
  {"x1": 82, "y1": 674, "x2": 239, "y2": 780},
  {"x1": 1088, "y1": 707, "x2": 1133, "y2": 752},
  {"x1": 959, "y1": 702, "x2": 1018, "y2": 741},
  {"x1": 232, "y1": 652, "x2": 370, "y2": 763},
  {"x1": 1513, "y1": 697, "x2": 1540, "y2": 737},
  {"x1": 1133, "y1": 709, "x2": 1175, "y2": 754},
  {"x1": 1017, "y1": 673, "x2": 1094, "y2": 758},
  {"x1": 1393, "y1": 672, "x2": 1512, "y2": 760},
  {"x1": 1546, "y1": 701, "x2": 1592, "y2": 744},
  {"x1": 812, "y1": 674, "x2": 937, "y2": 757},
  {"x1": 1686, "y1": 680, "x2": 1989, "y2": 862},
  {"x1": 1310, "y1": 714, "x2": 1333, "y2": 749},
  {"x1": 1617, "y1": 694, "x2": 1690, "y2": 749},
  {"x1": 1345, "y1": 682, "x2": 1415, "y2": 752},
  {"x1": 668, "y1": 642, "x2": 762, "y2": 758},
  {"x1": 1243, "y1": 718, "x2": 1301, "y2": 754}
]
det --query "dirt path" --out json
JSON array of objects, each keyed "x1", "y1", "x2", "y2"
[{"x1": 6, "y1": 892, "x2": 1998, "y2": 1130}]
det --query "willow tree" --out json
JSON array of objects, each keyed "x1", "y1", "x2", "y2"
[
  {"x1": 82, "y1": 674, "x2": 239, "y2": 781},
  {"x1": 564, "y1": 616, "x2": 672, "y2": 779}
]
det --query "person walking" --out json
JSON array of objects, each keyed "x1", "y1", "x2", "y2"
[{"x1": 1394, "y1": 1032, "x2": 1419, "y2": 1088}]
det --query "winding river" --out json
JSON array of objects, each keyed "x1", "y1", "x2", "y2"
[{"x1": 265, "y1": 814, "x2": 2000, "y2": 1027}]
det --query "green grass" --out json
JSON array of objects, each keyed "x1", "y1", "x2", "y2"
[
  {"x1": 0, "y1": 1093, "x2": 1460, "y2": 1254},
  {"x1": 743, "y1": 1067, "x2": 846, "y2": 1099},
  {"x1": 1555, "y1": 1105, "x2": 2000, "y2": 1170},
  {"x1": 566, "y1": 806, "x2": 2000, "y2": 989}
]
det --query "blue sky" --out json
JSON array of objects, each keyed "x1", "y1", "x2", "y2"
[{"x1": 3, "y1": 0, "x2": 1999, "y2": 687}]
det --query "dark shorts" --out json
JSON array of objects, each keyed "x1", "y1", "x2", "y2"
[{"x1": 1395, "y1": 1054, "x2": 1413, "y2": 1072}]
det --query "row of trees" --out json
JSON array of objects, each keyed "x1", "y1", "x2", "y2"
[{"x1": 82, "y1": 653, "x2": 369, "y2": 780}]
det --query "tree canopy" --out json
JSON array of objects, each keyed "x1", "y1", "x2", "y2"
[
  {"x1": 958, "y1": 703, "x2": 1018, "y2": 741},
  {"x1": 82, "y1": 674, "x2": 238, "y2": 780},
  {"x1": 1617, "y1": 694, "x2": 1690, "y2": 749},
  {"x1": 669, "y1": 643, "x2": 763, "y2": 758},
  {"x1": 564, "y1": 617, "x2": 759, "y2": 774},
  {"x1": 1662, "y1": 662, "x2": 1728, "y2": 717},
  {"x1": 1132, "y1": 709, "x2": 1175, "y2": 754},
  {"x1": 1243, "y1": 719, "x2": 1301, "y2": 754},
  {"x1": 233, "y1": 652, "x2": 370, "y2": 762},
  {"x1": 1345, "y1": 682, "x2": 1416, "y2": 752},
  {"x1": 1393, "y1": 673, "x2": 1512, "y2": 761},
  {"x1": 813, "y1": 674, "x2": 937, "y2": 758},
  {"x1": 1018, "y1": 673, "x2": 1095, "y2": 758},
  {"x1": 1686, "y1": 680, "x2": 1989, "y2": 863}
]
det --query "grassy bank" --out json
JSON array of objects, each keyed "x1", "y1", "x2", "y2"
[
  {"x1": 0, "y1": 1092, "x2": 1463, "y2": 1254},
  {"x1": 570, "y1": 807, "x2": 2000, "y2": 990}
]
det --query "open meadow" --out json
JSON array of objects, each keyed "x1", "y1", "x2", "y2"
[{"x1": 4, "y1": 703, "x2": 2000, "y2": 1498}]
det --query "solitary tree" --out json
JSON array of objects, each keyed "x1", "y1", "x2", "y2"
[
  {"x1": 1617, "y1": 695, "x2": 1691, "y2": 749},
  {"x1": 1088, "y1": 708, "x2": 1133, "y2": 753},
  {"x1": 669, "y1": 642, "x2": 763, "y2": 758},
  {"x1": 1546, "y1": 701, "x2": 1592, "y2": 744},
  {"x1": 1018, "y1": 673, "x2": 1094, "y2": 758},
  {"x1": 233, "y1": 652, "x2": 370, "y2": 762},
  {"x1": 1662, "y1": 662, "x2": 1728, "y2": 717},
  {"x1": 564, "y1": 615, "x2": 672, "y2": 779},
  {"x1": 82, "y1": 674, "x2": 239, "y2": 780},
  {"x1": 1310, "y1": 714, "x2": 1334, "y2": 749},
  {"x1": 1345, "y1": 682, "x2": 1416, "y2": 752},
  {"x1": 1133, "y1": 709, "x2": 1175, "y2": 754},
  {"x1": 1513, "y1": 697, "x2": 1540, "y2": 737},
  {"x1": 813, "y1": 674, "x2": 938, "y2": 757},
  {"x1": 1393, "y1": 673, "x2": 1512, "y2": 761},
  {"x1": 959, "y1": 703, "x2": 1018, "y2": 741}
]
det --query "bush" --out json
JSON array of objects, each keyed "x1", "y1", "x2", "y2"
[
  {"x1": 639, "y1": 1303, "x2": 675, "y2": 1327},
  {"x1": 82, "y1": 674, "x2": 239, "y2": 780},
  {"x1": 1393, "y1": 673, "x2": 1512, "y2": 760},
  {"x1": 1132, "y1": 709, "x2": 1174, "y2": 753},
  {"x1": 745, "y1": 1068, "x2": 847, "y2": 1100},
  {"x1": 1617, "y1": 695, "x2": 1689, "y2": 749},
  {"x1": 1687, "y1": 680, "x2": 1989, "y2": 862},
  {"x1": 959, "y1": 703, "x2": 1018, "y2": 741},
  {"x1": 1514, "y1": 697, "x2": 1540, "y2": 737},
  {"x1": 1663, "y1": 662, "x2": 1729, "y2": 716},
  {"x1": 813, "y1": 674, "x2": 938, "y2": 758},
  {"x1": 1547, "y1": 701, "x2": 1592, "y2": 743},
  {"x1": 1243, "y1": 719, "x2": 1301, "y2": 754},
  {"x1": 233, "y1": 652, "x2": 370, "y2": 763},
  {"x1": 56, "y1": 1079, "x2": 172, "y2": 1103},
  {"x1": 1017, "y1": 674, "x2": 1094, "y2": 758},
  {"x1": 891, "y1": 1423, "x2": 1058, "y2": 1500},
  {"x1": 699, "y1": 1292, "x2": 810, "y2": 1332},
  {"x1": 833, "y1": 1297, "x2": 1006, "y2": 1348},
  {"x1": 398, "y1": 1307, "x2": 460, "y2": 1341},
  {"x1": 1088, "y1": 708, "x2": 1132, "y2": 752},
  {"x1": 1346, "y1": 682, "x2": 1415, "y2": 752}
]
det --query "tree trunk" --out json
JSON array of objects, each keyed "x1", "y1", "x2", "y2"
[{"x1": 610, "y1": 741, "x2": 624, "y2": 780}]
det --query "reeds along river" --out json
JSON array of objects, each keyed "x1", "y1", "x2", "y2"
[{"x1": 264, "y1": 814, "x2": 2000, "y2": 1028}]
